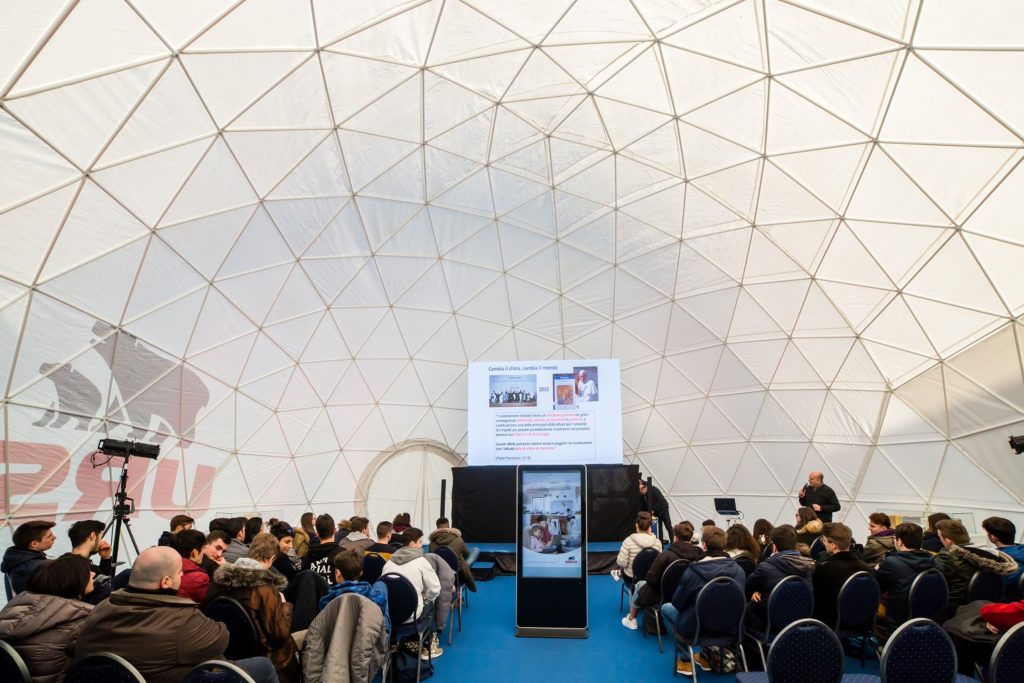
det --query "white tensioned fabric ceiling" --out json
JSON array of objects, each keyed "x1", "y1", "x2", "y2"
[{"x1": 2, "y1": 0, "x2": 1024, "y2": 550}]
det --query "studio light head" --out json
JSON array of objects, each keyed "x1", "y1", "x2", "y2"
[
  {"x1": 97, "y1": 438, "x2": 160, "y2": 460},
  {"x1": 1009, "y1": 435, "x2": 1024, "y2": 455}
]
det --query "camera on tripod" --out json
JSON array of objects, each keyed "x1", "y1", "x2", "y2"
[{"x1": 94, "y1": 438, "x2": 160, "y2": 568}]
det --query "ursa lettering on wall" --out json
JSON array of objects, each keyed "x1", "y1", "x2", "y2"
[{"x1": 3, "y1": 322, "x2": 217, "y2": 523}]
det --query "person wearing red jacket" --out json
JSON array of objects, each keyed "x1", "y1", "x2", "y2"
[
  {"x1": 980, "y1": 599, "x2": 1024, "y2": 631},
  {"x1": 172, "y1": 529, "x2": 210, "y2": 603}
]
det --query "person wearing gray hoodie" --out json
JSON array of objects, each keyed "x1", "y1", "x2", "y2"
[
  {"x1": 381, "y1": 528, "x2": 440, "y2": 622},
  {"x1": 339, "y1": 517, "x2": 375, "y2": 553}
]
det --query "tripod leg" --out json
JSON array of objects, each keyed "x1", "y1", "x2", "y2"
[{"x1": 122, "y1": 519, "x2": 141, "y2": 557}]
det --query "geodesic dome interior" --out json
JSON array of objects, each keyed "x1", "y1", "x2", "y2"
[{"x1": 3, "y1": 0, "x2": 1024, "y2": 554}]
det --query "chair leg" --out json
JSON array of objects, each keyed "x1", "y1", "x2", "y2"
[
  {"x1": 458, "y1": 588, "x2": 463, "y2": 632},
  {"x1": 757, "y1": 640, "x2": 767, "y2": 670},
  {"x1": 689, "y1": 645, "x2": 698, "y2": 683},
  {"x1": 654, "y1": 610, "x2": 663, "y2": 654},
  {"x1": 620, "y1": 582, "x2": 626, "y2": 611},
  {"x1": 738, "y1": 640, "x2": 748, "y2": 673},
  {"x1": 447, "y1": 606, "x2": 454, "y2": 646}
]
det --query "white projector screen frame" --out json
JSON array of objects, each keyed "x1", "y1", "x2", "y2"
[{"x1": 467, "y1": 359, "x2": 623, "y2": 466}]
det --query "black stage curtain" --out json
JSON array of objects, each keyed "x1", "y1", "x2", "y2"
[{"x1": 452, "y1": 464, "x2": 640, "y2": 543}]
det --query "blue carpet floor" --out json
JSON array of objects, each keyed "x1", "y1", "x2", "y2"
[{"x1": 420, "y1": 574, "x2": 882, "y2": 682}]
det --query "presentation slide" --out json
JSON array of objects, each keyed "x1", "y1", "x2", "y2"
[
  {"x1": 520, "y1": 469, "x2": 583, "y2": 578},
  {"x1": 467, "y1": 359, "x2": 622, "y2": 466}
]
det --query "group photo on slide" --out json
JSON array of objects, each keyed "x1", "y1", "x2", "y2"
[{"x1": 3, "y1": 1, "x2": 1024, "y2": 681}]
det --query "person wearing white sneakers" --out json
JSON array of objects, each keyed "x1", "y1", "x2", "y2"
[{"x1": 617, "y1": 511, "x2": 662, "y2": 630}]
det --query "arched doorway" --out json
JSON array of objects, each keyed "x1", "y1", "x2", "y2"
[{"x1": 361, "y1": 440, "x2": 460, "y2": 529}]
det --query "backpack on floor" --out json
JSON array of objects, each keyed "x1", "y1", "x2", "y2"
[
  {"x1": 703, "y1": 646, "x2": 737, "y2": 673},
  {"x1": 394, "y1": 640, "x2": 434, "y2": 682}
]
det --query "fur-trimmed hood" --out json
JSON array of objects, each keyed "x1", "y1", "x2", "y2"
[
  {"x1": 212, "y1": 561, "x2": 288, "y2": 590},
  {"x1": 951, "y1": 544, "x2": 1019, "y2": 576},
  {"x1": 428, "y1": 528, "x2": 462, "y2": 544},
  {"x1": 796, "y1": 519, "x2": 823, "y2": 535}
]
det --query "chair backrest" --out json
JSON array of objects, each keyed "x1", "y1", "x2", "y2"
[
  {"x1": 693, "y1": 576, "x2": 745, "y2": 642},
  {"x1": 765, "y1": 575, "x2": 814, "y2": 640},
  {"x1": 908, "y1": 569, "x2": 948, "y2": 620},
  {"x1": 181, "y1": 660, "x2": 257, "y2": 683},
  {"x1": 880, "y1": 618, "x2": 957, "y2": 683},
  {"x1": 203, "y1": 596, "x2": 260, "y2": 660},
  {"x1": 377, "y1": 572, "x2": 418, "y2": 628},
  {"x1": 659, "y1": 559, "x2": 688, "y2": 605},
  {"x1": 967, "y1": 570, "x2": 1004, "y2": 603},
  {"x1": 1015, "y1": 570, "x2": 1024, "y2": 602},
  {"x1": 632, "y1": 547, "x2": 659, "y2": 581},
  {"x1": 3, "y1": 574, "x2": 12, "y2": 601},
  {"x1": 989, "y1": 621, "x2": 1024, "y2": 683},
  {"x1": 66, "y1": 653, "x2": 146, "y2": 683},
  {"x1": 362, "y1": 553, "x2": 387, "y2": 584},
  {"x1": 766, "y1": 618, "x2": 844, "y2": 683},
  {"x1": 0, "y1": 640, "x2": 31, "y2": 683},
  {"x1": 432, "y1": 546, "x2": 460, "y2": 576},
  {"x1": 836, "y1": 570, "x2": 881, "y2": 632},
  {"x1": 809, "y1": 536, "x2": 827, "y2": 560}
]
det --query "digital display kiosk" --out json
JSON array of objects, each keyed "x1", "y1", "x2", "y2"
[{"x1": 515, "y1": 464, "x2": 588, "y2": 638}]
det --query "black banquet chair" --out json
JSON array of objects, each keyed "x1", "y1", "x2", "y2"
[
  {"x1": 204, "y1": 596, "x2": 260, "y2": 660},
  {"x1": 982, "y1": 620, "x2": 1024, "y2": 683},
  {"x1": 967, "y1": 571, "x2": 1005, "y2": 604},
  {"x1": 363, "y1": 552, "x2": 387, "y2": 584},
  {"x1": 836, "y1": 571, "x2": 881, "y2": 665},
  {"x1": 644, "y1": 558, "x2": 688, "y2": 653},
  {"x1": 736, "y1": 618, "x2": 878, "y2": 683},
  {"x1": 676, "y1": 576, "x2": 748, "y2": 680},
  {"x1": 878, "y1": 618, "x2": 975, "y2": 683},
  {"x1": 620, "y1": 547, "x2": 659, "y2": 612},
  {"x1": 378, "y1": 572, "x2": 434, "y2": 683},
  {"x1": 0, "y1": 640, "x2": 31, "y2": 683},
  {"x1": 66, "y1": 653, "x2": 146, "y2": 683},
  {"x1": 908, "y1": 568, "x2": 949, "y2": 621},
  {"x1": 747, "y1": 574, "x2": 814, "y2": 669},
  {"x1": 182, "y1": 659, "x2": 257, "y2": 683}
]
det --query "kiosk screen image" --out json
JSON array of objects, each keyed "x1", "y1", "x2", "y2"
[
  {"x1": 516, "y1": 464, "x2": 588, "y2": 637},
  {"x1": 520, "y1": 469, "x2": 583, "y2": 578}
]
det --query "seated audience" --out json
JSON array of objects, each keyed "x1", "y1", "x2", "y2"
[
  {"x1": 208, "y1": 517, "x2": 229, "y2": 534},
  {"x1": 428, "y1": 517, "x2": 478, "y2": 592},
  {"x1": 295, "y1": 512, "x2": 315, "y2": 558},
  {"x1": 745, "y1": 525, "x2": 813, "y2": 634},
  {"x1": 876, "y1": 522, "x2": 935, "y2": 631},
  {"x1": 207, "y1": 533, "x2": 299, "y2": 683},
  {"x1": 201, "y1": 530, "x2": 230, "y2": 579},
  {"x1": 365, "y1": 521, "x2": 395, "y2": 559},
  {"x1": 2, "y1": 521, "x2": 56, "y2": 595},
  {"x1": 171, "y1": 529, "x2": 210, "y2": 603},
  {"x1": 302, "y1": 514, "x2": 343, "y2": 582},
  {"x1": 794, "y1": 506, "x2": 823, "y2": 548},
  {"x1": 618, "y1": 511, "x2": 664, "y2": 629},
  {"x1": 935, "y1": 518, "x2": 1018, "y2": 605},
  {"x1": 613, "y1": 511, "x2": 662, "y2": 588},
  {"x1": 724, "y1": 524, "x2": 761, "y2": 576},
  {"x1": 244, "y1": 517, "x2": 264, "y2": 545},
  {"x1": 753, "y1": 518, "x2": 774, "y2": 563},
  {"x1": 158, "y1": 514, "x2": 194, "y2": 547},
  {"x1": 222, "y1": 517, "x2": 250, "y2": 564},
  {"x1": 981, "y1": 516, "x2": 1024, "y2": 599},
  {"x1": 66, "y1": 519, "x2": 112, "y2": 604},
  {"x1": 339, "y1": 516, "x2": 375, "y2": 553},
  {"x1": 922, "y1": 512, "x2": 951, "y2": 553},
  {"x1": 664, "y1": 527, "x2": 746, "y2": 676},
  {"x1": 381, "y1": 528, "x2": 440, "y2": 621},
  {"x1": 629, "y1": 521, "x2": 702, "y2": 625},
  {"x1": 318, "y1": 550, "x2": 389, "y2": 627},
  {"x1": 812, "y1": 522, "x2": 874, "y2": 628},
  {"x1": 392, "y1": 512, "x2": 412, "y2": 535},
  {"x1": 860, "y1": 512, "x2": 896, "y2": 564},
  {"x1": 269, "y1": 521, "x2": 299, "y2": 580},
  {"x1": 0, "y1": 555, "x2": 94, "y2": 683},
  {"x1": 76, "y1": 546, "x2": 278, "y2": 683}
]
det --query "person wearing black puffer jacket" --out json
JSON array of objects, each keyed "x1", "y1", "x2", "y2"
[
  {"x1": 632, "y1": 520, "x2": 703, "y2": 619},
  {"x1": 744, "y1": 525, "x2": 814, "y2": 634}
]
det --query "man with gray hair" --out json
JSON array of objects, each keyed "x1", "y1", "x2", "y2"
[{"x1": 75, "y1": 546, "x2": 278, "y2": 683}]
